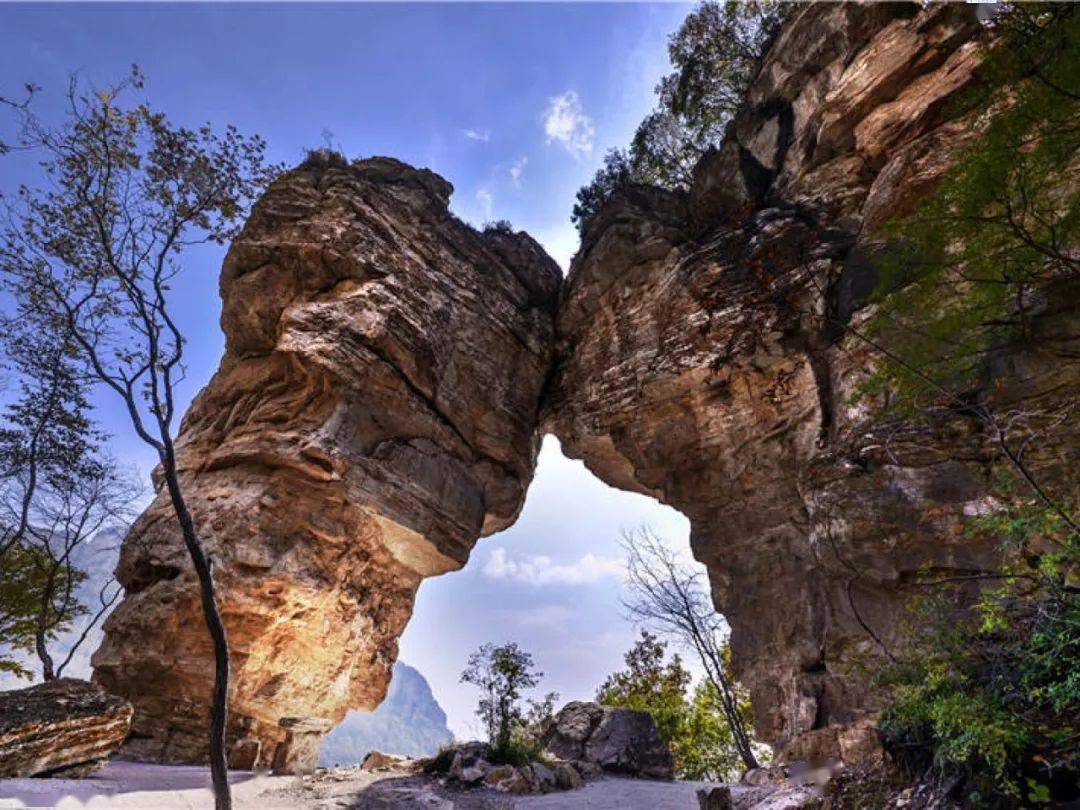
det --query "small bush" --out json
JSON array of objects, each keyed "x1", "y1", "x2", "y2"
[
  {"x1": 482, "y1": 219, "x2": 515, "y2": 235},
  {"x1": 299, "y1": 148, "x2": 350, "y2": 171},
  {"x1": 489, "y1": 729, "x2": 546, "y2": 767}
]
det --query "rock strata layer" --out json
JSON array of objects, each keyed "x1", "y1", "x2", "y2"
[
  {"x1": 92, "y1": 155, "x2": 561, "y2": 764},
  {"x1": 0, "y1": 679, "x2": 133, "y2": 778},
  {"x1": 545, "y1": 1, "x2": 1078, "y2": 761}
]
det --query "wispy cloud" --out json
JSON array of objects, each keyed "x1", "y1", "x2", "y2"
[
  {"x1": 501, "y1": 604, "x2": 577, "y2": 628},
  {"x1": 476, "y1": 187, "x2": 494, "y2": 221},
  {"x1": 483, "y1": 547, "x2": 623, "y2": 586},
  {"x1": 543, "y1": 91, "x2": 595, "y2": 159},
  {"x1": 509, "y1": 156, "x2": 528, "y2": 188},
  {"x1": 462, "y1": 128, "x2": 490, "y2": 142}
]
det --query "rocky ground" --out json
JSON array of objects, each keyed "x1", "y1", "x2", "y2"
[{"x1": 0, "y1": 762, "x2": 817, "y2": 810}]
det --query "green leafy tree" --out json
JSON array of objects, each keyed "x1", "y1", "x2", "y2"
[
  {"x1": 680, "y1": 679, "x2": 751, "y2": 782},
  {"x1": 461, "y1": 642, "x2": 543, "y2": 757},
  {"x1": 0, "y1": 542, "x2": 81, "y2": 679},
  {"x1": 0, "y1": 67, "x2": 280, "y2": 809},
  {"x1": 660, "y1": 1, "x2": 788, "y2": 143},
  {"x1": 597, "y1": 630, "x2": 691, "y2": 747},
  {"x1": 598, "y1": 630, "x2": 753, "y2": 780}
]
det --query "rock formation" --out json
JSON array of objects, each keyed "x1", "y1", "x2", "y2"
[
  {"x1": 0, "y1": 679, "x2": 132, "y2": 778},
  {"x1": 545, "y1": 1, "x2": 1077, "y2": 762},
  {"x1": 542, "y1": 701, "x2": 675, "y2": 780},
  {"x1": 91, "y1": 1, "x2": 1078, "y2": 769},
  {"x1": 91, "y1": 155, "x2": 561, "y2": 765}
]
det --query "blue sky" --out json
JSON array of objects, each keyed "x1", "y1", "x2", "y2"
[{"x1": 0, "y1": 2, "x2": 699, "y2": 737}]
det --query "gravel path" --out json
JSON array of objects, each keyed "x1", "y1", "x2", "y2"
[
  {"x1": 0, "y1": 762, "x2": 814, "y2": 809},
  {"x1": 514, "y1": 776, "x2": 715, "y2": 808}
]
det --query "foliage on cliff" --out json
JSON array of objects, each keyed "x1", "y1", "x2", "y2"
[
  {"x1": 865, "y1": 6, "x2": 1080, "y2": 805},
  {"x1": 862, "y1": 4, "x2": 1079, "y2": 416},
  {"x1": 572, "y1": 1, "x2": 788, "y2": 233}
]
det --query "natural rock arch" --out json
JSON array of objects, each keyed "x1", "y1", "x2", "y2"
[{"x1": 93, "y1": 2, "x2": 1078, "y2": 768}]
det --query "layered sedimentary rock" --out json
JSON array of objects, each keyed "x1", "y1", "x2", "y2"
[
  {"x1": 546, "y1": 1, "x2": 1078, "y2": 761},
  {"x1": 0, "y1": 679, "x2": 132, "y2": 777},
  {"x1": 92, "y1": 156, "x2": 561, "y2": 764}
]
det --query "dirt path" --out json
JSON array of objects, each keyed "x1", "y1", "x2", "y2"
[{"x1": 0, "y1": 762, "x2": 814, "y2": 809}]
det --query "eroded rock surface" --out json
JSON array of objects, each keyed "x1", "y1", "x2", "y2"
[
  {"x1": 92, "y1": 155, "x2": 561, "y2": 764},
  {"x1": 0, "y1": 679, "x2": 132, "y2": 778},
  {"x1": 545, "y1": 1, "x2": 1078, "y2": 763},
  {"x1": 542, "y1": 701, "x2": 674, "y2": 780}
]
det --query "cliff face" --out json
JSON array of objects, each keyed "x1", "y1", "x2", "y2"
[
  {"x1": 92, "y1": 156, "x2": 561, "y2": 764},
  {"x1": 93, "y1": 2, "x2": 1077, "y2": 767},
  {"x1": 546, "y1": 1, "x2": 1078, "y2": 762}
]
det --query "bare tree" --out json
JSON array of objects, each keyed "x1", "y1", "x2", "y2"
[
  {"x1": 0, "y1": 320, "x2": 100, "y2": 562},
  {"x1": 620, "y1": 526, "x2": 759, "y2": 771},
  {"x1": 0, "y1": 68, "x2": 280, "y2": 810}
]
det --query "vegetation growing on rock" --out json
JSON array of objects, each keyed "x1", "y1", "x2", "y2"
[
  {"x1": 571, "y1": 1, "x2": 788, "y2": 233},
  {"x1": 857, "y1": 6, "x2": 1080, "y2": 804}
]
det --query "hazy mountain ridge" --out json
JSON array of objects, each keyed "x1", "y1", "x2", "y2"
[{"x1": 320, "y1": 661, "x2": 453, "y2": 766}]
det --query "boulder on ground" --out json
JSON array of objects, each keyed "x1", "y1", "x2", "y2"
[
  {"x1": 227, "y1": 737, "x2": 261, "y2": 770},
  {"x1": 271, "y1": 716, "x2": 333, "y2": 775},
  {"x1": 553, "y1": 761, "x2": 583, "y2": 790},
  {"x1": 0, "y1": 678, "x2": 132, "y2": 778},
  {"x1": 448, "y1": 741, "x2": 491, "y2": 784},
  {"x1": 360, "y1": 750, "x2": 407, "y2": 772},
  {"x1": 530, "y1": 761, "x2": 557, "y2": 793},
  {"x1": 698, "y1": 786, "x2": 734, "y2": 810},
  {"x1": 542, "y1": 701, "x2": 674, "y2": 779}
]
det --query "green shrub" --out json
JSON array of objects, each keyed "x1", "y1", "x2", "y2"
[
  {"x1": 877, "y1": 491, "x2": 1080, "y2": 805},
  {"x1": 488, "y1": 728, "x2": 547, "y2": 767},
  {"x1": 482, "y1": 219, "x2": 515, "y2": 235}
]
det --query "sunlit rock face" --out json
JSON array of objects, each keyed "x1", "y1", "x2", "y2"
[
  {"x1": 544, "y1": 2, "x2": 1078, "y2": 762},
  {"x1": 92, "y1": 156, "x2": 561, "y2": 764}
]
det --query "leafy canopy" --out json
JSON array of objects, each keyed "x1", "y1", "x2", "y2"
[
  {"x1": 461, "y1": 641, "x2": 543, "y2": 758},
  {"x1": 597, "y1": 630, "x2": 751, "y2": 781}
]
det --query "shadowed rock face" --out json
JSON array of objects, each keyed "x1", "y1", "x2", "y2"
[
  {"x1": 546, "y1": 2, "x2": 1078, "y2": 762},
  {"x1": 91, "y1": 156, "x2": 561, "y2": 764}
]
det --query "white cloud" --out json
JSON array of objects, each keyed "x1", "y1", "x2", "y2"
[
  {"x1": 462, "y1": 128, "x2": 490, "y2": 142},
  {"x1": 543, "y1": 91, "x2": 595, "y2": 159},
  {"x1": 509, "y1": 156, "x2": 528, "y2": 188},
  {"x1": 476, "y1": 187, "x2": 493, "y2": 221},
  {"x1": 502, "y1": 605, "x2": 577, "y2": 628},
  {"x1": 483, "y1": 547, "x2": 623, "y2": 586}
]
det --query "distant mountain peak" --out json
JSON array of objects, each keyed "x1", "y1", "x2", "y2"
[{"x1": 319, "y1": 661, "x2": 452, "y2": 767}]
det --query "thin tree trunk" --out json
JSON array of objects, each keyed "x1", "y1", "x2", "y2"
[
  {"x1": 34, "y1": 567, "x2": 57, "y2": 682},
  {"x1": 160, "y1": 454, "x2": 232, "y2": 810}
]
